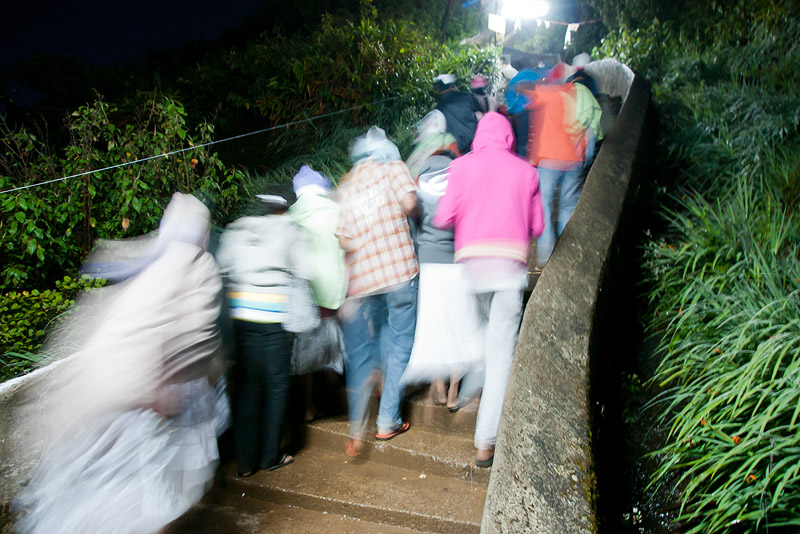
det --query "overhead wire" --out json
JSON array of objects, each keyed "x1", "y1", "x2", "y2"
[{"x1": 0, "y1": 95, "x2": 403, "y2": 195}]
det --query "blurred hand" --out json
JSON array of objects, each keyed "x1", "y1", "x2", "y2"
[{"x1": 152, "y1": 385, "x2": 182, "y2": 416}]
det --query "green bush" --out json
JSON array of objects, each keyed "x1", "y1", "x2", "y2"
[
  {"x1": 0, "y1": 94, "x2": 245, "y2": 289},
  {"x1": 178, "y1": 13, "x2": 499, "y2": 167},
  {"x1": 0, "y1": 275, "x2": 104, "y2": 381}
]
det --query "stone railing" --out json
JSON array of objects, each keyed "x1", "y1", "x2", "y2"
[{"x1": 482, "y1": 64, "x2": 652, "y2": 533}]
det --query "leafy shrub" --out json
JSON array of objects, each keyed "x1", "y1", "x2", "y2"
[
  {"x1": 0, "y1": 94, "x2": 245, "y2": 289},
  {"x1": 179, "y1": 13, "x2": 499, "y2": 166},
  {"x1": 0, "y1": 275, "x2": 103, "y2": 381}
]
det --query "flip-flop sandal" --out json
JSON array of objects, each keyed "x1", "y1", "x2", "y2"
[
  {"x1": 264, "y1": 453, "x2": 294, "y2": 471},
  {"x1": 375, "y1": 421, "x2": 411, "y2": 441},
  {"x1": 475, "y1": 454, "x2": 494, "y2": 468}
]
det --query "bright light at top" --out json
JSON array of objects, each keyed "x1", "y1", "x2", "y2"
[{"x1": 502, "y1": 0, "x2": 549, "y2": 20}]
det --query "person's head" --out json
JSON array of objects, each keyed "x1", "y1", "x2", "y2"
[
  {"x1": 434, "y1": 73, "x2": 457, "y2": 93},
  {"x1": 470, "y1": 75, "x2": 488, "y2": 95},
  {"x1": 571, "y1": 52, "x2": 591, "y2": 68},
  {"x1": 292, "y1": 165, "x2": 332, "y2": 196},
  {"x1": 414, "y1": 110, "x2": 447, "y2": 144},
  {"x1": 349, "y1": 126, "x2": 401, "y2": 164},
  {"x1": 159, "y1": 192, "x2": 211, "y2": 250},
  {"x1": 256, "y1": 194, "x2": 289, "y2": 215},
  {"x1": 547, "y1": 62, "x2": 577, "y2": 85}
]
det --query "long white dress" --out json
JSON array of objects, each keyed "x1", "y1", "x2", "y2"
[
  {"x1": 400, "y1": 263, "x2": 485, "y2": 387},
  {"x1": 400, "y1": 162, "x2": 485, "y2": 391}
]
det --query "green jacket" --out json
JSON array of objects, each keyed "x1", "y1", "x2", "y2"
[{"x1": 289, "y1": 189, "x2": 347, "y2": 310}]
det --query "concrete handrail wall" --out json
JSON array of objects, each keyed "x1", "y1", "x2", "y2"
[{"x1": 481, "y1": 72, "x2": 651, "y2": 533}]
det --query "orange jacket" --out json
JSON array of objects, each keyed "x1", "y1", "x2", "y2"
[{"x1": 521, "y1": 83, "x2": 584, "y2": 166}]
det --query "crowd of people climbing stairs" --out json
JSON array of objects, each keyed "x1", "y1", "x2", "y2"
[{"x1": 13, "y1": 54, "x2": 606, "y2": 534}]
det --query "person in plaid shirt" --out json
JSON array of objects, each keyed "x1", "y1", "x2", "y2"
[{"x1": 336, "y1": 126, "x2": 420, "y2": 457}]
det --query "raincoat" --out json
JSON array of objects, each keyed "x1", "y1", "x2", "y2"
[{"x1": 433, "y1": 112, "x2": 544, "y2": 263}]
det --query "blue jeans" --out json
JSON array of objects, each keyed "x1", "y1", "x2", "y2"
[
  {"x1": 536, "y1": 164, "x2": 584, "y2": 266},
  {"x1": 341, "y1": 277, "x2": 418, "y2": 438}
]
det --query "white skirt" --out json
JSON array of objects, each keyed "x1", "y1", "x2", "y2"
[{"x1": 401, "y1": 263, "x2": 485, "y2": 386}]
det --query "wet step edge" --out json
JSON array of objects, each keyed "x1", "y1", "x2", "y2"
[
  {"x1": 215, "y1": 451, "x2": 486, "y2": 534},
  {"x1": 167, "y1": 488, "x2": 435, "y2": 534},
  {"x1": 304, "y1": 417, "x2": 490, "y2": 484}
]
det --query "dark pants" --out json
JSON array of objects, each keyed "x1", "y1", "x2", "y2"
[{"x1": 233, "y1": 320, "x2": 293, "y2": 473}]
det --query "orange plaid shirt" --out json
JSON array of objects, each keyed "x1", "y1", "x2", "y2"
[{"x1": 336, "y1": 159, "x2": 419, "y2": 297}]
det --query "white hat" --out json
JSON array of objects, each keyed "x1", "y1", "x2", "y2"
[
  {"x1": 572, "y1": 53, "x2": 591, "y2": 68},
  {"x1": 256, "y1": 194, "x2": 288, "y2": 207},
  {"x1": 434, "y1": 73, "x2": 457, "y2": 85}
]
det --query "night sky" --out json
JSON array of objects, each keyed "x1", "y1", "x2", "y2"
[
  {"x1": 2, "y1": 1, "x2": 584, "y2": 69},
  {"x1": 1, "y1": 0, "x2": 264, "y2": 68}
]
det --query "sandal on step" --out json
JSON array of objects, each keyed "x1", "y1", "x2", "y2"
[
  {"x1": 375, "y1": 421, "x2": 411, "y2": 441},
  {"x1": 264, "y1": 453, "x2": 294, "y2": 471}
]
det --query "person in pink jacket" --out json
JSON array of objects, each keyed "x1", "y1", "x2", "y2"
[{"x1": 433, "y1": 111, "x2": 544, "y2": 467}]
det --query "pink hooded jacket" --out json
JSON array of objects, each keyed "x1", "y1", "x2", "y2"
[{"x1": 433, "y1": 111, "x2": 544, "y2": 264}]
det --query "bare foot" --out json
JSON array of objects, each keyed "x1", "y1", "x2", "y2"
[
  {"x1": 346, "y1": 438, "x2": 364, "y2": 457},
  {"x1": 430, "y1": 380, "x2": 447, "y2": 405},
  {"x1": 446, "y1": 381, "x2": 459, "y2": 410}
]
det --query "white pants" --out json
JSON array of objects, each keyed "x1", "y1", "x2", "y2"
[{"x1": 473, "y1": 289, "x2": 524, "y2": 449}]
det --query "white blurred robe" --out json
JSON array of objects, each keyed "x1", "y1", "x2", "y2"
[{"x1": 15, "y1": 240, "x2": 225, "y2": 534}]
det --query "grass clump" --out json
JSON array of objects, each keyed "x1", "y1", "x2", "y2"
[{"x1": 598, "y1": 9, "x2": 800, "y2": 533}]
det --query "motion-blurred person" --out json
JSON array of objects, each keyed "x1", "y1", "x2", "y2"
[
  {"x1": 518, "y1": 73, "x2": 589, "y2": 268},
  {"x1": 400, "y1": 150, "x2": 484, "y2": 411},
  {"x1": 574, "y1": 79, "x2": 603, "y2": 169},
  {"x1": 216, "y1": 194, "x2": 312, "y2": 476},
  {"x1": 566, "y1": 53, "x2": 599, "y2": 97},
  {"x1": 336, "y1": 126, "x2": 419, "y2": 457},
  {"x1": 434, "y1": 73, "x2": 481, "y2": 155},
  {"x1": 550, "y1": 61, "x2": 603, "y2": 167},
  {"x1": 470, "y1": 75, "x2": 497, "y2": 121},
  {"x1": 434, "y1": 112, "x2": 544, "y2": 468},
  {"x1": 287, "y1": 165, "x2": 348, "y2": 421},
  {"x1": 503, "y1": 68, "x2": 544, "y2": 157},
  {"x1": 14, "y1": 193, "x2": 227, "y2": 534},
  {"x1": 405, "y1": 110, "x2": 459, "y2": 180}
]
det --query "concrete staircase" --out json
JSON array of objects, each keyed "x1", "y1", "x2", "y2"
[{"x1": 168, "y1": 391, "x2": 488, "y2": 533}]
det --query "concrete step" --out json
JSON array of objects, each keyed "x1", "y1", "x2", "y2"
[
  {"x1": 403, "y1": 394, "x2": 480, "y2": 436},
  {"x1": 167, "y1": 488, "x2": 430, "y2": 534},
  {"x1": 304, "y1": 368, "x2": 481, "y2": 436},
  {"x1": 214, "y1": 449, "x2": 487, "y2": 534},
  {"x1": 305, "y1": 416, "x2": 489, "y2": 484}
]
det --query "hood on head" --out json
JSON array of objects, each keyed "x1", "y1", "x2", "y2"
[
  {"x1": 471, "y1": 112, "x2": 514, "y2": 152},
  {"x1": 293, "y1": 165, "x2": 331, "y2": 192},
  {"x1": 350, "y1": 126, "x2": 402, "y2": 163},
  {"x1": 415, "y1": 110, "x2": 447, "y2": 144},
  {"x1": 159, "y1": 192, "x2": 211, "y2": 250}
]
